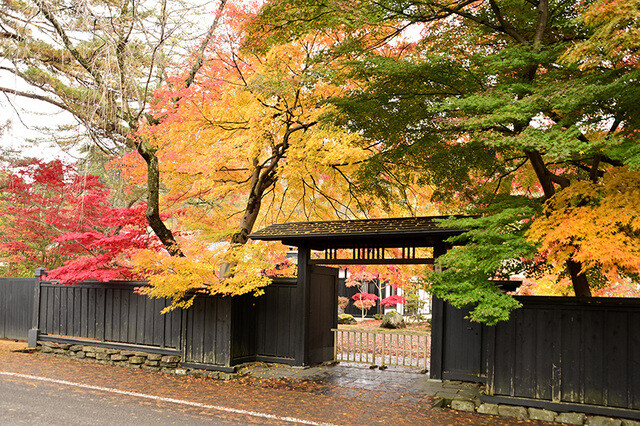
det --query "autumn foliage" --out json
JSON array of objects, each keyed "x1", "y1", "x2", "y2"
[
  {"x1": 528, "y1": 167, "x2": 640, "y2": 288},
  {"x1": 0, "y1": 160, "x2": 156, "y2": 282}
]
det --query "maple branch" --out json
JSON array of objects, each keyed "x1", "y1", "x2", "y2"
[
  {"x1": 184, "y1": 0, "x2": 228, "y2": 88},
  {"x1": 0, "y1": 31, "x2": 23, "y2": 42},
  {"x1": 488, "y1": 0, "x2": 527, "y2": 44},
  {"x1": 305, "y1": 173, "x2": 360, "y2": 219},
  {"x1": 493, "y1": 158, "x2": 529, "y2": 194},
  {"x1": 330, "y1": 164, "x2": 370, "y2": 215}
]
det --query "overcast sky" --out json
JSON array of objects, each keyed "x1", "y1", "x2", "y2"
[{"x1": 0, "y1": 69, "x2": 78, "y2": 162}]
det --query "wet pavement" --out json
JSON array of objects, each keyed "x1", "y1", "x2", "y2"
[{"x1": 239, "y1": 362, "x2": 483, "y2": 406}]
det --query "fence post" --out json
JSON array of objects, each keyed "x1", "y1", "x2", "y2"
[{"x1": 28, "y1": 268, "x2": 46, "y2": 348}]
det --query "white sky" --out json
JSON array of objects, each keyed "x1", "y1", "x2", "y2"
[{"x1": 0, "y1": 65, "x2": 79, "y2": 162}]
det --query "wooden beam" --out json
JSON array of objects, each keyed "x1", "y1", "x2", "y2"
[{"x1": 295, "y1": 246, "x2": 311, "y2": 366}]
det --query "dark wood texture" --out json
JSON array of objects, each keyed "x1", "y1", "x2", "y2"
[
  {"x1": 250, "y1": 216, "x2": 469, "y2": 250},
  {"x1": 487, "y1": 296, "x2": 640, "y2": 411},
  {"x1": 430, "y1": 298, "x2": 487, "y2": 382},
  {"x1": 429, "y1": 296, "x2": 445, "y2": 380},
  {"x1": 0, "y1": 278, "x2": 35, "y2": 339},
  {"x1": 6, "y1": 274, "x2": 336, "y2": 369},
  {"x1": 295, "y1": 246, "x2": 312, "y2": 365},
  {"x1": 442, "y1": 302, "x2": 486, "y2": 382},
  {"x1": 182, "y1": 295, "x2": 232, "y2": 366},
  {"x1": 37, "y1": 281, "x2": 182, "y2": 349},
  {"x1": 309, "y1": 258, "x2": 435, "y2": 265},
  {"x1": 254, "y1": 278, "x2": 297, "y2": 360},
  {"x1": 308, "y1": 266, "x2": 338, "y2": 365}
]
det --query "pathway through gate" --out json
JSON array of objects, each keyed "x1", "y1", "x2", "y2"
[{"x1": 333, "y1": 328, "x2": 430, "y2": 372}]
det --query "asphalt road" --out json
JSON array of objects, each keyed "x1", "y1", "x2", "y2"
[
  {"x1": 0, "y1": 340, "x2": 548, "y2": 425},
  {"x1": 0, "y1": 373, "x2": 269, "y2": 425}
]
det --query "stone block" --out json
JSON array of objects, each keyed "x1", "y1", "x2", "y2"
[
  {"x1": 145, "y1": 360, "x2": 159, "y2": 367},
  {"x1": 43, "y1": 341, "x2": 58, "y2": 348},
  {"x1": 529, "y1": 408, "x2": 557, "y2": 422},
  {"x1": 174, "y1": 369, "x2": 187, "y2": 376},
  {"x1": 622, "y1": 420, "x2": 640, "y2": 426},
  {"x1": 161, "y1": 355, "x2": 180, "y2": 364},
  {"x1": 122, "y1": 350, "x2": 148, "y2": 357},
  {"x1": 189, "y1": 370, "x2": 208, "y2": 379},
  {"x1": 82, "y1": 346, "x2": 96, "y2": 352},
  {"x1": 477, "y1": 403, "x2": 500, "y2": 416},
  {"x1": 53, "y1": 349, "x2": 67, "y2": 355},
  {"x1": 129, "y1": 356, "x2": 145, "y2": 365},
  {"x1": 587, "y1": 417, "x2": 622, "y2": 426},
  {"x1": 95, "y1": 353, "x2": 110, "y2": 361},
  {"x1": 207, "y1": 372, "x2": 221, "y2": 379},
  {"x1": 557, "y1": 412, "x2": 587, "y2": 425},
  {"x1": 41, "y1": 346, "x2": 54, "y2": 353},
  {"x1": 451, "y1": 399, "x2": 476, "y2": 412},
  {"x1": 92, "y1": 347, "x2": 108, "y2": 354},
  {"x1": 75, "y1": 351, "x2": 86, "y2": 359},
  {"x1": 58, "y1": 344, "x2": 71, "y2": 350},
  {"x1": 218, "y1": 373, "x2": 233, "y2": 381},
  {"x1": 146, "y1": 354, "x2": 163, "y2": 361},
  {"x1": 69, "y1": 345, "x2": 83, "y2": 352},
  {"x1": 106, "y1": 349, "x2": 120, "y2": 355},
  {"x1": 498, "y1": 405, "x2": 529, "y2": 419},
  {"x1": 84, "y1": 351, "x2": 96, "y2": 358},
  {"x1": 141, "y1": 365, "x2": 159, "y2": 371},
  {"x1": 111, "y1": 354, "x2": 128, "y2": 362},
  {"x1": 160, "y1": 368, "x2": 174, "y2": 374}
]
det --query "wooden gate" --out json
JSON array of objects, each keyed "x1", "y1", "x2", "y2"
[
  {"x1": 308, "y1": 265, "x2": 338, "y2": 365},
  {"x1": 430, "y1": 297, "x2": 487, "y2": 382}
]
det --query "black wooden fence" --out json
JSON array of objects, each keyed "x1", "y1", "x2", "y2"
[
  {"x1": 36, "y1": 281, "x2": 182, "y2": 349},
  {"x1": 430, "y1": 298, "x2": 487, "y2": 382},
  {"x1": 431, "y1": 296, "x2": 640, "y2": 419},
  {"x1": 2, "y1": 269, "x2": 337, "y2": 371},
  {"x1": 484, "y1": 296, "x2": 640, "y2": 419},
  {"x1": 0, "y1": 278, "x2": 34, "y2": 340}
]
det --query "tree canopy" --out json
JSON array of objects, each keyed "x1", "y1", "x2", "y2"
[
  {"x1": 1, "y1": 0, "x2": 639, "y2": 323},
  {"x1": 250, "y1": 0, "x2": 640, "y2": 323}
]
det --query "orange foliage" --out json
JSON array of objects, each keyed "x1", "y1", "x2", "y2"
[{"x1": 527, "y1": 167, "x2": 640, "y2": 285}]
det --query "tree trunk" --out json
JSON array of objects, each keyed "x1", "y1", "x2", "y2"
[
  {"x1": 230, "y1": 192, "x2": 262, "y2": 245},
  {"x1": 136, "y1": 141, "x2": 184, "y2": 257},
  {"x1": 567, "y1": 260, "x2": 592, "y2": 297},
  {"x1": 526, "y1": 150, "x2": 592, "y2": 297}
]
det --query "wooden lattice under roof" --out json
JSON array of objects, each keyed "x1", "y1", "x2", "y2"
[{"x1": 249, "y1": 216, "x2": 469, "y2": 263}]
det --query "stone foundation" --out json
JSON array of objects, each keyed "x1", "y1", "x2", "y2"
[
  {"x1": 36, "y1": 341, "x2": 234, "y2": 380},
  {"x1": 444, "y1": 397, "x2": 640, "y2": 426}
]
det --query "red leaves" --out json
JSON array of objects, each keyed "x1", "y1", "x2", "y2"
[
  {"x1": 352, "y1": 292, "x2": 379, "y2": 302},
  {"x1": 0, "y1": 160, "x2": 160, "y2": 282},
  {"x1": 380, "y1": 295, "x2": 406, "y2": 307}
]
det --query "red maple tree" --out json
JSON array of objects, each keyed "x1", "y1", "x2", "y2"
[{"x1": 0, "y1": 159, "x2": 159, "y2": 282}]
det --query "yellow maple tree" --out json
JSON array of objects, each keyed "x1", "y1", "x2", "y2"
[{"x1": 528, "y1": 166, "x2": 640, "y2": 286}]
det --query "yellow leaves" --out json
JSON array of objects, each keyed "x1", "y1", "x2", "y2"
[
  {"x1": 132, "y1": 238, "x2": 293, "y2": 312},
  {"x1": 527, "y1": 166, "x2": 640, "y2": 282}
]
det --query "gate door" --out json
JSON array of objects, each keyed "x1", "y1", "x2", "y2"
[{"x1": 307, "y1": 265, "x2": 338, "y2": 365}]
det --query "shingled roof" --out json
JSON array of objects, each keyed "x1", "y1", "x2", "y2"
[{"x1": 249, "y1": 215, "x2": 469, "y2": 249}]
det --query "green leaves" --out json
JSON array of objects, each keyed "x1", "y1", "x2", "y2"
[{"x1": 426, "y1": 197, "x2": 541, "y2": 324}]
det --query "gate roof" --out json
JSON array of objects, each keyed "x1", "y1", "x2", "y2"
[{"x1": 249, "y1": 215, "x2": 468, "y2": 250}]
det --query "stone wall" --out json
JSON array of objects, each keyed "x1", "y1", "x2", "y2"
[
  {"x1": 36, "y1": 341, "x2": 234, "y2": 380},
  {"x1": 441, "y1": 397, "x2": 640, "y2": 426}
]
